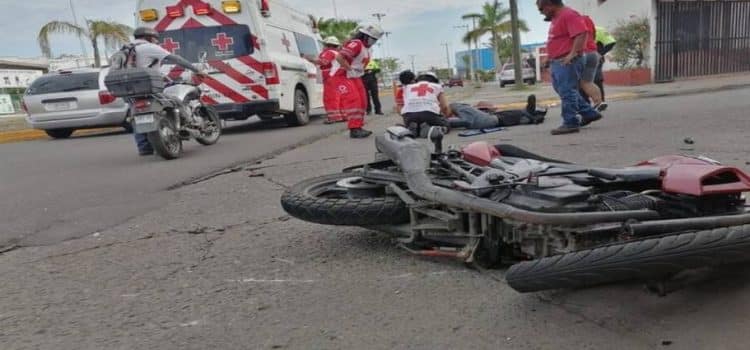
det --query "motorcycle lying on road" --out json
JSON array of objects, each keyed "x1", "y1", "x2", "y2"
[
  {"x1": 105, "y1": 68, "x2": 221, "y2": 160},
  {"x1": 281, "y1": 126, "x2": 750, "y2": 293}
]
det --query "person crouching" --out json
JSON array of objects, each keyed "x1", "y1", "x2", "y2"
[{"x1": 400, "y1": 71, "x2": 451, "y2": 137}]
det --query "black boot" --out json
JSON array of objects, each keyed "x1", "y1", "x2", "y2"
[{"x1": 350, "y1": 128, "x2": 372, "y2": 139}]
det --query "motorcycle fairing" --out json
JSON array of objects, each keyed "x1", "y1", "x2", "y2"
[{"x1": 640, "y1": 155, "x2": 750, "y2": 196}]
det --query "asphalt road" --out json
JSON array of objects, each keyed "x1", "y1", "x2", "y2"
[
  {"x1": 2, "y1": 87, "x2": 750, "y2": 349},
  {"x1": 0, "y1": 111, "x2": 366, "y2": 248}
]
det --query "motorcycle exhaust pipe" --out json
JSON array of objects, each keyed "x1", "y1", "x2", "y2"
[
  {"x1": 375, "y1": 127, "x2": 660, "y2": 226},
  {"x1": 624, "y1": 212, "x2": 750, "y2": 236}
]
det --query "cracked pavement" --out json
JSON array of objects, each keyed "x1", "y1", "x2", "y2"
[{"x1": 2, "y1": 88, "x2": 750, "y2": 349}]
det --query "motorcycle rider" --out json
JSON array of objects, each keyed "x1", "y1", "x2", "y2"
[
  {"x1": 126, "y1": 27, "x2": 207, "y2": 156},
  {"x1": 330, "y1": 24, "x2": 384, "y2": 139}
]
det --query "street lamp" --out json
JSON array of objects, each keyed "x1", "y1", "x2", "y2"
[{"x1": 454, "y1": 24, "x2": 472, "y2": 81}]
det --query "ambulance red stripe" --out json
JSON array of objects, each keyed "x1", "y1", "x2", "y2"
[
  {"x1": 208, "y1": 60, "x2": 270, "y2": 99},
  {"x1": 235, "y1": 56, "x2": 264, "y2": 74},
  {"x1": 201, "y1": 76, "x2": 250, "y2": 103}
]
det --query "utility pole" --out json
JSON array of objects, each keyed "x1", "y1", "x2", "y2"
[
  {"x1": 382, "y1": 31, "x2": 392, "y2": 58},
  {"x1": 440, "y1": 43, "x2": 451, "y2": 75},
  {"x1": 372, "y1": 13, "x2": 386, "y2": 23},
  {"x1": 69, "y1": 0, "x2": 90, "y2": 66},
  {"x1": 409, "y1": 55, "x2": 416, "y2": 72},
  {"x1": 454, "y1": 24, "x2": 472, "y2": 81},
  {"x1": 509, "y1": 0, "x2": 524, "y2": 87},
  {"x1": 332, "y1": 0, "x2": 338, "y2": 19}
]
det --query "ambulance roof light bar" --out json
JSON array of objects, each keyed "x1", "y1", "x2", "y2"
[
  {"x1": 139, "y1": 9, "x2": 159, "y2": 22},
  {"x1": 222, "y1": 1, "x2": 241, "y2": 13},
  {"x1": 193, "y1": 3, "x2": 212, "y2": 15},
  {"x1": 166, "y1": 5, "x2": 184, "y2": 18}
]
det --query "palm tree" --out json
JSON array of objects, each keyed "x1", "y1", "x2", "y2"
[
  {"x1": 312, "y1": 17, "x2": 360, "y2": 43},
  {"x1": 461, "y1": 1, "x2": 529, "y2": 71},
  {"x1": 38, "y1": 20, "x2": 132, "y2": 68}
]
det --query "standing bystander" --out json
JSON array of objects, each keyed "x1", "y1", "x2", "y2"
[{"x1": 537, "y1": 0, "x2": 602, "y2": 135}]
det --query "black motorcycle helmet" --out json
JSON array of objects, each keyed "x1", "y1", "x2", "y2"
[
  {"x1": 133, "y1": 27, "x2": 159, "y2": 41},
  {"x1": 416, "y1": 72, "x2": 440, "y2": 84},
  {"x1": 398, "y1": 70, "x2": 416, "y2": 85}
]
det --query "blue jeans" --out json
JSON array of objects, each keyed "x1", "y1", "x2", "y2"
[
  {"x1": 134, "y1": 133, "x2": 152, "y2": 154},
  {"x1": 551, "y1": 57, "x2": 598, "y2": 127}
]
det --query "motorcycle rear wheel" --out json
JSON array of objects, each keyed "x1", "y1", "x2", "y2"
[
  {"x1": 281, "y1": 173, "x2": 410, "y2": 226},
  {"x1": 147, "y1": 117, "x2": 183, "y2": 160},
  {"x1": 505, "y1": 225, "x2": 750, "y2": 293}
]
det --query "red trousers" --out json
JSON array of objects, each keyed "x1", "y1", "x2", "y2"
[
  {"x1": 330, "y1": 76, "x2": 367, "y2": 129},
  {"x1": 322, "y1": 78, "x2": 345, "y2": 122}
]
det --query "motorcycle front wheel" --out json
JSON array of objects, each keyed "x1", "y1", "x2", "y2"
[
  {"x1": 281, "y1": 173, "x2": 410, "y2": 226},
  {"x1": 195, "y1": 106, "x2": 222, "y2": 146},
  {"x1": 147, "y1": 117, "x2": 183, "y2": 160}
]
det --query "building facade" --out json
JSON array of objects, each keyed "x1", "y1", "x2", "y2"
[{"x1": 566, "y1": 0, "x2": 750, "y2": 82}]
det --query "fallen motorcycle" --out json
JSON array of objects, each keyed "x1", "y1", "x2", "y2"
[{"x1": 281, "y1": 126, "x2": 750, "y2": 293}]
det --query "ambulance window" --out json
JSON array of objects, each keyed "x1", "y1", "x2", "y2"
[
  {"x1": 294, "y1": 33, "x2": 319, "y2": 58},
  {"x1": 160, "y1": 24, "x2": 253, "y2": 62}
]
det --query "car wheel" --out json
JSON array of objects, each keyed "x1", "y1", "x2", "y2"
[
  {"x1": 45, "y1": 129, "x2": 74, "y2": 139},
  {"x1": 284, "y1": 88, "x2": 310, "y2": 127}
]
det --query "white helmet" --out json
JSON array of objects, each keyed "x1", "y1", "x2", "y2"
[
  {"x1": 323, "y1": 36, "x2": 341, "y2": 46},
  {"x1": 358, "y1": 24, "x2": 384, "y2": 40}
]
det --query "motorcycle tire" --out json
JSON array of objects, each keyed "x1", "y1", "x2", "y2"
[
  {"x1": 195, "y1": 106, "x2": 222, "y2": 146},
  {"x1": 147, "y1": 117, "x2": 183, "y2": 160},
  {"x1": 281, "y1": 173, "x2": 410, "y2": 226},
  {"x1": 505, "y1": 225, "x2": 750, "y2": 293}
]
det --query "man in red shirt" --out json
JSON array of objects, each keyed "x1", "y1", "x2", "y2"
[{"x1": 538, "y1": 0, "x2": 602, "y2": 135}]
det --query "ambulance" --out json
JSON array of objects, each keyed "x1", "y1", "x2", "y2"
[{"x1": 135, "y1": 0, "x2": 324, "y2": 126}]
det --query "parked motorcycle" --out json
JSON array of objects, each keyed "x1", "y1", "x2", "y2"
[
  {"x1": 281, "y1": 126, "x2": 750, "y2": 293},
  {"x1": 106, "y1": 68, "x2": 221, "y2": 160}
]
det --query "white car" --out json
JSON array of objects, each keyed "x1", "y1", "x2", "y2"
[
  {"x1": 136, "y1": 0, "x2": 324, "y2": 126},
  {"x1": 497, "y1": 63, "x2": 536, "y2": 88}
]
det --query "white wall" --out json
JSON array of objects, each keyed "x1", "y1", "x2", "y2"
[{"x1": 564, "y1": 0, "x2": 657, "y2": 73}]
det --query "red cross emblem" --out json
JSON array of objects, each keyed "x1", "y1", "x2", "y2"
[
  {"x1": 161, "y1": 37, "x2": 180, "y2": 54},
  {"x1": 281, "y1": 33, "x2": 291, "y2": 53},
  {"x1": 411, "y1": 83, "x2": 435, "y2": 97},
  {"x1": 211, "y1": 33, "x2": 234, "y2": 51}
]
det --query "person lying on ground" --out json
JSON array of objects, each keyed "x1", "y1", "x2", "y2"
[{"x1": 447, "y1": 95, "x2": 548, "y2": 130}]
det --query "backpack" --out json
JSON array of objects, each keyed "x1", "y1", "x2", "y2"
[{"x1": 108, "y1": 43, "x2": 139, "y2": 71}]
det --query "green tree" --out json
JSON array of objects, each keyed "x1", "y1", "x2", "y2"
[
  {"x1": 38, "y1": 19, "x2": 132, "y2": 68},
  {"x1": 313, "y1": 17, "x2": 360, "y2": 43},
  {"x1": 611, "y1": 17, "x2": 650, "y2": 69},
  {"x1": 461, "y1": 1, "x2": 529, "y2": 71}
]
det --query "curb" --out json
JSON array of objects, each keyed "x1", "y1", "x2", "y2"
[{"x1": 491, "y1": 82, "x2": 750, "y2": 110}]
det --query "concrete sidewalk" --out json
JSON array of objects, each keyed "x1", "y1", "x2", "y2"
[{"x1": 461, "y1": 73, "x2": 750, "y2": 110}]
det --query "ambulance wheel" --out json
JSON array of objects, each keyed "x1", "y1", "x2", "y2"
[{"x1": 285, "y1": 88, "x2": 310, "y2": 126}]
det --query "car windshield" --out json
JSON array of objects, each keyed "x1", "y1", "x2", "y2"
[
  {"x1": 160, "y1": 24, "x2": 253, "y2": 62},
  {"x1": 25, "y1": 72, "x2": 99, "y2": 95}
]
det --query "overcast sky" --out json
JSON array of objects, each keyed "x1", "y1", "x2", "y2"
[{"x1": 1, "y1": 0, "x2": 549, "y2": 71}]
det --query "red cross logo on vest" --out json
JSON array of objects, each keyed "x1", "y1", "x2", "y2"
[
  {"x1": 281, "y1": 33, "x2": 291, "y2": 53},
  {"x1": 411, "y1": 83, "x2": 434, "y2": 97},
  {"x1": 211, "y1": 33, "x2": 234, "y2": 51},
  {"x1": 161, "y1": 37, "x2": 180, "y2": 54}
]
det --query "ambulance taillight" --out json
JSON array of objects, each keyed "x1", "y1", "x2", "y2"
[
  {"x1": 260, "y1": 0, "x2": 270, "y2": 17},
  {"x1": 263, "y1": 62, "x2": 280, "y2": 85}
]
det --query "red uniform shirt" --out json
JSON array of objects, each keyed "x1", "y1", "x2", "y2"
[
  {"x1": 333, "y1": 39, "x2": 370, "y2": 78},
  {"x1": 395, "y1": 86, "x2": 405, "y2": 112},
  {"x1": 318, "y1": 48, "x2": 337, "y2": 82},
  {"x1": 546, "y1": 7, "x2": 588, "y2": 59},
  {"x1": 582, "y1": 16, "x2": 597, "y2": 53}
]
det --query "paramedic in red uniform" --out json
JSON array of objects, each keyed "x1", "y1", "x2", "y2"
[
  {"x1": 306, "y1": 36, "x2": 344, "y2": 123},
  {"x1": 537, "y1": 0, "x2": 602, "y2": 135},
  {"x1": 331, "y1": 24, "x2": 384, "y2": 138}
]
